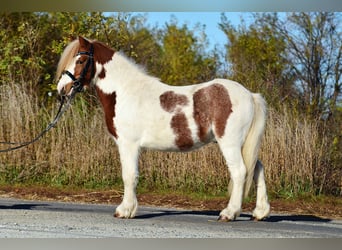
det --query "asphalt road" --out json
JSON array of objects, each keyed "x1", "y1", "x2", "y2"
[{"x1": 0, "y1": 198, "x2": 341, "y2": 238}]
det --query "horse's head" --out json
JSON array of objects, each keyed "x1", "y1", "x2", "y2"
[{"x1": 56, "y1": 36, "x2": 95, "y2": 96}]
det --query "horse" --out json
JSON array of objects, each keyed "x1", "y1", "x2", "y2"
[{"x1": 56, "y1": 36, "x2": 270, "y2": 221}]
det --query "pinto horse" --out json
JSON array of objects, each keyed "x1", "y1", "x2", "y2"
[{"x1": 56, "y1": 36, "x2": 270, "y2": 221}]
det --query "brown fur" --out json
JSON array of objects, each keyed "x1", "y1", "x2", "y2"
[
  {"x1": 193, "y1": 84, "x2": 233, "y2": 141},
  {"x1": 96, "y1": 87, "x2": 117, "y2": 139},
  {"x1": 99, "y1": 67, "x2": 106, "y2": 79},
  {"x1": 92, "y1": 41, "x2": 115, "y2": 65},
  {"x1": 171, "y1": 112, "x2": 194, "y2": 150},
  {"x1": 159, "y1": 91, "x2": 189, "y2": 113},
  {"x1": 159, "y1": 91, "x2": 193, "y2": 150}
]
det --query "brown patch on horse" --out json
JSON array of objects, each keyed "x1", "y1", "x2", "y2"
[
  {"x1": 96, "y1": 87, "x2": 117, "y2": 139},
  {"x1": 193, "y1": 84, "x2": 233, "y2": 141},
  {"x1": 93, "y1": 41, "x2": 115, "y2": 65},
  {"x1": 78, "y1": 37, "x2": 115, "y2": 65},
  {"x1": 99, "y1": 67, "x2": 106, "y2": 79},
  {"x1": 160, "y1": 91, "x2": 189, "y2": 113},
  {"x1": 73, "y1": 55, "x2": 89, "y2": 76},
  {"x1": 171, "y1": 112, "x2": 194, "y2": 150},
  {"x1": 159, "y1": 91, "x2": 192, "y2": 150}
]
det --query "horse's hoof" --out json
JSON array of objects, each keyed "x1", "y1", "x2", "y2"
[
  {"x1": 114, "y1": 212, "x2": 128, "y2": 219},
  {"x1": 114, "y1": 212, "x2": 121, "y2": 218},
  {"x1": 251, "y1": 216, "x2": 268, "y2": 221},
  {"x1": 217, "y1": 215, "x2": 231, "y2": 222}
]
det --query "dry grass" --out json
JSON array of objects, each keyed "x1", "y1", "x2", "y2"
[
  {"x1": 260, "y1": 108, "x2": 333, "y2": 196},
  {"x1": 0, "y1": 83, "x2": 340, "y2": 197}
]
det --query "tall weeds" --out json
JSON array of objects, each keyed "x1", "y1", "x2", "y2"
[
  {"x1": 0, "y1": 83, "x2": 340, "y2": 197},
  {"x1": 260, "y1": 108, "x2": 335, "y2": 196}
]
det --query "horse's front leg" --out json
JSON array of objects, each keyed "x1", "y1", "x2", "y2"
[{"x1": 114, "y1": 142, "x2": 140, "y2": 219}]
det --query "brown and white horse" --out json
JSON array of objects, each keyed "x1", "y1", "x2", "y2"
[{"x1": 56, "y1": 36, "x2": 270, "y2": 221}]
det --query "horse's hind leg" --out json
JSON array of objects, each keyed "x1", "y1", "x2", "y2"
[
  {"x1": 252, "y1": 160, "x2": 270, "y2": 220},
  {"x1": 114, "y1": 142, "x2": 139, "y2": 219},
  {"x1": 218, "y1": 146, "x2": 246, "y2": 221}
]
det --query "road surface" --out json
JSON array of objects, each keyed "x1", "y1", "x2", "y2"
[{"x1": 0, "y1": 198, "x2": 341, "y2": 237}]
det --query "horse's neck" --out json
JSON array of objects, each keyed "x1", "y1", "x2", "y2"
[{"x1": 98, "y1": 53, "x2": 160, "y2": 95}]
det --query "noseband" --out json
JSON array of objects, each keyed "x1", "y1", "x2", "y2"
[{"x1": 62, "y1": 44, "x2": 95, "y2": 93}]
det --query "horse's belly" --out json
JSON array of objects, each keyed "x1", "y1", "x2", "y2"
[{"x1": 139, "y1": 129, "x2": 214, "y2": 152}]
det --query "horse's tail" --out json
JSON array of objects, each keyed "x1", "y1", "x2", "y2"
[
  {"x1": 242, "y1": 93, "x2": 267, "y2": 197},
  {"x1": 228, "y1": 93, "x2": 267, "y2": 198}
]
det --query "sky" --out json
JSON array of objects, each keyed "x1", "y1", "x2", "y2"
[{"x1": 132, "y1": 12, "x2": 254, "y2": 51}]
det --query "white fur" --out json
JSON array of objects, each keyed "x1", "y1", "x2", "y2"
[{"x1": 57, "y1": 51, "x2": 270, "y2": 221}]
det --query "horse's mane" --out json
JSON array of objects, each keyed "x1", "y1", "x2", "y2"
[
  {"x1": 55, "y1": 37, "x2": 158, "y2": 84},
  {"x1": 55, "y1": 39, "x2": 80, "y2": 82}
]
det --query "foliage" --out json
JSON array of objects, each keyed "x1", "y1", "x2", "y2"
[
  {"x1": 0, "y1": 13, "x2": 54, "y2": 99},
  {"x1": 157, "y1": 20, "x2": 218, "y2": 85},
  {"x1": 219, "y1": 13, "x2": 295, "y2": 111},
  {"x1": 257, "y1": 12, "x2": 342, "y2": 120}
]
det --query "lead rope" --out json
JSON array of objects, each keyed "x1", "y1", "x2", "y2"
[
  {"x1": 0, "y1": 88, "x2": 78, "y2": 153},
  {"x1": 1, "y1": 44, "x2": 94, "y2": 153}
]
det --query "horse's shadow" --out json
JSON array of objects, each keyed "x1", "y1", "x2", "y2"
[
  {"x1": 0, "y1": 203, "x2": 46, "y2": 210},
  {"x1": 136, "y1": 209, "x2": 219, "y2": 219},
  {"x1": 265, "y1": 214, "x2": 331, "y2": 223},
  {"x1": 135, "y1": 209, "x2": 332, "y2": 223},
  {"x1": 0, "y1": 203, "x2": 332, "y2": 223}
]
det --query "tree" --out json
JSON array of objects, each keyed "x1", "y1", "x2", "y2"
[
  {"x1": 261, "y1": 12, "x2": 342, "y2": 120},
  {"x1": 219, "y1": 13, "x2": 295, "y2": 109},
  {"x1": 0, "y1": 13, "x2": 53, "y2": 94},
  {"x1": 101, "y1": 13, "x2": 163, "y2": 74},
  {"x1": 157, "y1": 20, "x2": 218, "y2": 85}
]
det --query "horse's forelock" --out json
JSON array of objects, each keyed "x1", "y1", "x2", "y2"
[{"x1": 55, "y1": 39, "x2": 80, "y2": 82}]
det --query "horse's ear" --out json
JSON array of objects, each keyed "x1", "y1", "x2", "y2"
[{"x1": 78, "y1": 36, "x2": 90, "y2": 47}]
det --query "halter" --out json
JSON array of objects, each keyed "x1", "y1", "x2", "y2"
[{"x1": 62, "y1": 44, "x2": 95, "y2": 93}]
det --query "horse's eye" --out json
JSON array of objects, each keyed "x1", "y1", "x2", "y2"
[{"x1": 76, "y1": 60, "x2": 84, "y2": 65}]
